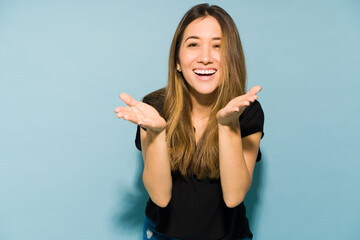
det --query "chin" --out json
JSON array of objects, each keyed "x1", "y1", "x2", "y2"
[{"x1": 192, "y1": 86, "x2": 218, "y2": 96}]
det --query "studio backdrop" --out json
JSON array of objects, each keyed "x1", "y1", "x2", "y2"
[{"x1": 0, "y1": 0, "x2": 359, "y2": 239}]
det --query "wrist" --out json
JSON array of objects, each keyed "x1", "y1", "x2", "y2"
[
  {"x1": 146, "y1": 128, "x2": 167, "y2": 146},
  {"x1": 141, "y1": 119, "x2": 167, "y2": 134},
  {"x1": 218, "y1": 121, "x2": 240, "y2": 132},
  {"x1": 147, "y1": 127, "x2": 166, "y2": 139}
]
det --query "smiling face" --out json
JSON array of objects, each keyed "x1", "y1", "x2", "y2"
[{"x1": 178, "y1": 16, "x2": 222, "y2": 98}]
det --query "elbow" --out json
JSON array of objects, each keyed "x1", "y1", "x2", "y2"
[
  {"x1": 145, "y1": 189, "x2": 172, "y2": 208},
  {"x1": 142, "y1": 173, "x2": 172, "y2": 208},
  {"x1": 223, "y1": 192, "x2": 246, "y2": 208},
  {"x1": 223, "y1": 179, "x2": 252, "y2": 208},
  {"x1": 153, "y1": 195, "x2": 171, "y2": 208}
]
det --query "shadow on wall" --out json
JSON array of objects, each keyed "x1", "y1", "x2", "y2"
[
  {"x1": 113, "y1": 151, "x2": 148, "y2": 231},
  {"x1": 245, "y1": 150, "x2": 266, "y2": 232}
]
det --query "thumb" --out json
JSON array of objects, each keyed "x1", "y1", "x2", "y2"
[
  {"x1": 247, "y1": 85, "x2": 262, "y2": 96},
  {"x1": 119, "y1": 93, "x2": 138, "y2": 107}
]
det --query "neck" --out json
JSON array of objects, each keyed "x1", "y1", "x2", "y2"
[{"x1": 189, "y1": 89, "x2": 216, "y2": 118}]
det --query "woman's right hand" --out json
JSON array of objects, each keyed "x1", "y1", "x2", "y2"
[{"x1": 114, "y1": 93, "x2": 166, "y2": 132}]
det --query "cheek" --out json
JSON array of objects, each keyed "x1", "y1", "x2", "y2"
[
  {"x1": 179, "y1": 57, "x2": 190, "y2": 68},
  {"x1": 179, "y1": 48, "x2": 198, "y2": 67},
  {"x1": 214, "y1": 51, "x2": 221, "y2": 63},
  {"x1": 181, "y1": 70, "x2": 193, "y2": 85},
  {"x1": 178, "y1": 48, "x2": 187, "y2": 66}
]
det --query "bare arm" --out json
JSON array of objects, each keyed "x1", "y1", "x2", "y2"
[
  {"x1": 218, "y1": 126, "x2": 261, "y2": 208},
  {"x1": 115, "y1": 93, "x2": 172, "y2": 207},
  {"x1": 140, "y1": 128, "x2": 172, "y2": 207},
  {"x1": 216, "y1": 86, "x2": 262, "y2": 208}
]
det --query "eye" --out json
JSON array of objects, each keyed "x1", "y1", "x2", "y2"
[
  {"x1": 214, "y1": 44, "x2": 220, "y2": 48},
  {"x1": 187, "y1": 43, "x2": 198, "y2": 47}
]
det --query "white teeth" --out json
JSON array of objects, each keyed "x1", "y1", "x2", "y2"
[{"x1": 194, "y1": 69, "x2": 216, "y2": 75}]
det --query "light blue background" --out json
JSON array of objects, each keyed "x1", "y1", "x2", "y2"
[{"x1": 1, "y1": 0, "x2": 359, "y2": 239}]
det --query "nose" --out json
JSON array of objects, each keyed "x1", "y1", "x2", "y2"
[{"x1": 197, "y1": 45, "x2": 213, "y2": 64}]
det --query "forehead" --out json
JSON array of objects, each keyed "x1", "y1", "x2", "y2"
[{"x1": 183, "y1": 16, "x2": 221, "y2": 40}]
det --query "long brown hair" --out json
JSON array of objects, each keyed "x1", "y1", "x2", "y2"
[{"x1": 164, "y1": 4, "x2": 246, "y2": 179}]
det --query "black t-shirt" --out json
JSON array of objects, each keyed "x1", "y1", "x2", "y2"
[{"x1": 135, "y1": 89, "x2": 264, "y2": 240}]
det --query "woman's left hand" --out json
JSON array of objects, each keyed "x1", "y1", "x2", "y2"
[{"x1": 216, "y1": 86, "x2": 262, "y2": 126}]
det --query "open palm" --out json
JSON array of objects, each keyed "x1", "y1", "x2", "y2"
[
  {"x1": 216, "y1": 86, "x2": 262, "y2": 125},
  {"x1": 114, "y1": 93, "x2": 166, "y2": 132}
]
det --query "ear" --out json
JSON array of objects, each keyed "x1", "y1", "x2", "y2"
[{"x1": 176, "y1": 63, "x2": 182, "y2": 72}]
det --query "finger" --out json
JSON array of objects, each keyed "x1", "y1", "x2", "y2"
[
  {"x1": 116, "y1": 110, "x2": 127, "y2": 118},
  {"x1": 118, "y1": 111, "x2": 139, "y2": 124},
  {"x1": 247, "y1": 85, "x2": 262, "y2": 96},
  {"x1": 114, "y1": 106, "x2": 125, "y2": 113},
  {"x1": 119, "y1": 93, "x2": 138, "y2": 107},
  {"x1": 242, "y1": 100, "x2": 250, "y2": 106},
  {"x1": 116, "y1": 107, "x2": 133, "y2": 118},
  {"x1": 248, "y1": 95, "x2": 257, "y2": 102},
  {"x1": 115, "y1": 106, "x2": 132, "y2": 114},
  {"x1": 234, "y1": 98, "x2": 251, "y2": 107}
]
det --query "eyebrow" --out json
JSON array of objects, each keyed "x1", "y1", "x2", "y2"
[{"x1": 184, "y1": 36, "x2": 221, "y2": 42}]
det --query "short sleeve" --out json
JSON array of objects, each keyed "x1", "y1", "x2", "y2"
[
  {"x1": 135, "y1": 125, "x2": 142, "y2": 151},
  {"x1": 134, "y1": 88, "x2": 166, "y2": 152},
  {"x1": 239, "y1": 100, "x2": 265, "y2": 161}
]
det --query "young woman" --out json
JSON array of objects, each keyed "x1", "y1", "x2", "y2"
[{"x1": 115, "y1": 4, "x2": 264, "y2": 240}]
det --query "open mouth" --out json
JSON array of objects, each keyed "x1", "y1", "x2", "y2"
[{"x1": 193, "y1": 69, "x2": 216, "y2": 77}]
